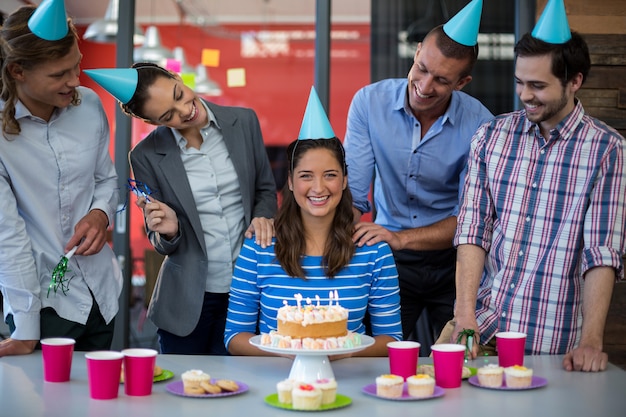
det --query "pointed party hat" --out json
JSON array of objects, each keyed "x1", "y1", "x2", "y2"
[
  {"x1": 298, "y1": 86, "x2": 335, "y2": 140},
  {"x1": 28, "y1": 0, "x2": 69, "y2": 41},
  {"x1": 442, "y1": 0, "x2": 483, "y2": 46},
  {"x1": 83, "y1": 68, "x2": 139, "y2": 104},
  {"x1": 531, "y1": 0, "x2": 571, "y2": 44}
]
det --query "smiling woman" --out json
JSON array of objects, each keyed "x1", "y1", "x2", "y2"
[{"x1": 84, "y1": 61, "x2": 277, "y2": 355}]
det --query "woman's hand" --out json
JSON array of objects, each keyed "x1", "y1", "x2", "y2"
[{"x1": 136, "y1": 196, "x2": 179, "y2": 240}]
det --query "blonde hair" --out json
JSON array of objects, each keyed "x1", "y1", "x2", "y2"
[{"x1": 0, "y1": 6, "x2": 80, "y2": 137}]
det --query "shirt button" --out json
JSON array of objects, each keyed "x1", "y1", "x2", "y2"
[
  {"x1": 532, "y1": 182, "x2": 537, "y2": 188},
  {"x1": 501, "y1": 312, "x2": 506, "y2": 318},
  {"x1": 510, "y1": 283, "x2": 515, "y2": 289},
  {"x1": 525, "y1": 216, "x2": 530, "y2": 222},
  {"x1": 540, "y1": 149, "x2": 545, "y2": 154},
  {"x1": 413, "y1": 149, "x2": 417, "y2": 154},
  {"x1": 518, "y1": 250, "x2": 523, "y2": 256}
]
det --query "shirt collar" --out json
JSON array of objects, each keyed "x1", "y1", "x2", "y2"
[
  {"x1": 399, "y1": 84, "x2": 456, "y2": 126},
  {"x1": 523, "y1": 99, "x2": 584, "y2": 141},
  {"x1": 12, "y1": 99, "x2": 66, "y2": 122}
]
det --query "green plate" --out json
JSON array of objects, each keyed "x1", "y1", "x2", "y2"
[
  {"x1": 265, "y1": 393, "x2": 352, "y2": 411},
  {"x1": 121, "y1": 369, "x2": 174, "y2": 384},
  {"x1": 154, "y1": 369, "x2": 174, "y2": 383}
]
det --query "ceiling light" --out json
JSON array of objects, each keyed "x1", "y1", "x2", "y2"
[
  {"x1": 194, "y1": 64, "x2": 222, "y2": 96},
  {"x1": 133, "y1": 25, "x2": 174, "y2": 65},
  {"x1": 83, "y1": 0, "x2": 145, "y2": 45}
]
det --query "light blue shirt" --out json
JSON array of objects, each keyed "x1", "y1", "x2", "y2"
[
  {"x1": 225, "y1": 238, "x2": 403, "y2": 349},
  {"x1": 344, "y1": 78, "x2": 493, "y2": 231},
  {"x1": 171, "y1": 103, "x2": 245, "y2": 292},
  {"x1": 0, "y1": 87, "x2": 122, "y2": 340}
]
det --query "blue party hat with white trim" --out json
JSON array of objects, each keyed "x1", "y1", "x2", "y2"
[
  {"x1": 531, "y1": 0, "x2": 571, "y2": 44},
  {"x1": 83, "y1": 68, "x2": 139, "y2": 104},
  {"x1": 298, "y1": 86, "x2": 335, "y2": 140},
  {"x1": 27, "y1": 0, "x2": 69, "y2": 41},
  {"x1": 442, "y1": 0, "x2": 483, "y2": 47}
]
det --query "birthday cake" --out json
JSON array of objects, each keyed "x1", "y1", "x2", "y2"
[{"x1": 260, "y1": 292, "x2": 362, "y2": 350}]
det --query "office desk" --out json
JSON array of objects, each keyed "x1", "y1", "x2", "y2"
[{"x1": 1, "y1": 353, "x2": 625, "y2": 416}]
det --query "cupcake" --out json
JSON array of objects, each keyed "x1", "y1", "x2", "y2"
[
  {"x1": 375, "y1": 374, "x2": 404, "y2": 398},
  {"x1": 312, "y1": 378, "x2": 337, "y2": 405},
  {"x1": 292, "y1": 383, "x2": 322, "y2": 410},
  {"x1": 406, "y1": 374, "x2": 435, "y2": 398},
  {"x1": 276, "y1": 379, "x2": 295, "y2": 404},
  {"x1": 504, "y1": 365, "x2": 533, "y2": 388},
  {"x1": 477, "y1": 364, "x2": 504, "y2": 387},
  {"x1": 181, "y1": 369, "x2": 211, "y2": 395}
]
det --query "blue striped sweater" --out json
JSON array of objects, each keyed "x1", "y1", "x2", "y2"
[{"x1": 224, "y1": 237, "x2": 402, "y2": 348}]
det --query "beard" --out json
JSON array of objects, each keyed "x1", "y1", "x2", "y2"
[{"x1": 524, "y1": 87, "x2": 568, "y2": 125}]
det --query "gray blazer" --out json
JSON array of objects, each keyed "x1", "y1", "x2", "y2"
[{"x1": 129, "y1": 101, "x2": 277, "y2": 336}]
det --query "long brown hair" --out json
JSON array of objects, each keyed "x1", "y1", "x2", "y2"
[
  {"x1": 275, "y1": 138, "x2": 355, "y2": 278},
  {"x1": 0, "y1": 6, "x2": 80, "y2": 137}
]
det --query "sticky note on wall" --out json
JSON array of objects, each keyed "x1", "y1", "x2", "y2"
[
  {"x1": 227, "y1": 68, "x2": 246, "y2": 87},
  {"x1": 202, "y1": 49, "x2": 220, "y2": 67}
]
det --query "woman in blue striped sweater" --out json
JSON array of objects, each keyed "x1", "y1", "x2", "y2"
[{"x1": 224, "y1": 137, "x2": 402, "y2": 356}]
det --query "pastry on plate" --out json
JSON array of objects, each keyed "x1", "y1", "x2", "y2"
[
  {"x1": 181, "y1": 369, "x2": 211, "y2": 395},
  {"x1": 375, "y1": 374, "x2": 404, "y2": 398},
  {"x1": 406, "y1": 374, "x2": 435, "y2": 398},
  {"x1": 504, "y1": 365, "x2": 533, "y2": 388},
  {"x1": 477, "y1": 364, "x2": 504, "y2": 387},
  {"x1": 292, "y1": 383, "x2": 322, "y2": 410}
]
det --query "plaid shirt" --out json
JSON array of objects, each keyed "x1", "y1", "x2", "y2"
[{"x1": 455, "y1": 100, "x2": 626, "y2": 354}]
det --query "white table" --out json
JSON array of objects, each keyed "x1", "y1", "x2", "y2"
[{"x1": 1, "y1": 352, "x2": 625, "y2": 416}]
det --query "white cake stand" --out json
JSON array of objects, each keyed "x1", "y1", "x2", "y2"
[{"x1": 250, "y1": 334, "x2": 374, "y2": 382}]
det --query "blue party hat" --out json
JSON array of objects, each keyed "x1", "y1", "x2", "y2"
[
  {"x1": 531, "y1": 0, "x2": 571, "y2": 44},
  {"x1": 442, "y1": 0, "x2": 483, "y2": 47},
  {"x1": 298, "y1": 86, "x2": 335, "y2": 140},
  {"x1": 27, "y1": 0, "x2": 68, "y2": 41},
  {"x1": 83, "y1": 69, "x2": 139, "y2": 104}
]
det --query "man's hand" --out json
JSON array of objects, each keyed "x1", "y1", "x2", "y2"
[
  {"x1": 66, "y1": 209, "x2": 109, "y2": 256},
  {"x1": 451, "y1": 319, "x2": 480, "y2": 360},
  {"x1": 353, "y1": 221, "x2": 401, "y2": 249},
  {"x1": 245, "y1": 217, "x2": 274, "y2": 248},
  {"x1": 562, "y1": 345, "x2": 608, "y2": 372},
  {"x1": 0, "y1": 338, "x2": 38, "y2": 357}
]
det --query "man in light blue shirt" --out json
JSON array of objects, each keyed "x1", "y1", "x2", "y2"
[{"x1": 344, "y1": 20, "x2": 493, "y2": 353}]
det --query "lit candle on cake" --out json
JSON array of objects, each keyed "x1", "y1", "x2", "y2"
[
  {"x1": 315, "y1": 295, "x2": 320, "y2": 307},
  {"x1": 328, "y1": 291, "x2": 333, "y2": 306},
  {"x1": 294, "y1": 293, "x2": 303, "y2": 310},
  {"x1": 334, "y1": 290, "x2": 339, "y2": 305}
]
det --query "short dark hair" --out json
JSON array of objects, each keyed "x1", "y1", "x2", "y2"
[
  {"x1": 121, "y1": 62, "x2": 176, "y2": 121},
  {"x1": 424, "y1": 25, "x2": 479, "y2": 78},
  {"x1": 514, "y1": 32, "x2": 591, "y2": 87}
]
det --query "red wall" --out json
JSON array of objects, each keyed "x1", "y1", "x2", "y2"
[{"x1": 77, "y1": 22, "x2": 371, "y2": 276}]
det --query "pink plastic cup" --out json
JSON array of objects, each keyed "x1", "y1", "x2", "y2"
[
  {"x1": 431, "y1": 343, "x2": 466, "y2": 388},
  {"x1": 387, "y1": 341, "x2": 420, "y2": 380},
  {"x1": 122, "y1": 348, "x2": 158, "y2": 396},
  {"x1": 496, "y1": 331, "x2": 526, "y2": 367},
  {"x1": 41, "y1": 338, "x2": 76, "y2": 382},
  {"x1": 85, "y1": 351, "x2": 124, "y2": 400}
]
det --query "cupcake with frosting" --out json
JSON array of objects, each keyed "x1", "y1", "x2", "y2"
[
  {"x1": 477, "y1": 364, "x2": 504, "y2": 387},
  {"x1": 375, "y1": 374, "x2": 404, "y2": 398},
  {"x1": 406, "y1": 374, "x2": 435, "y2": 398},
  {"x1": 292, "y1": 383, "x2": 322, "y2": 410},
  {"x1": 181, "y1": 369, "x2": 211, "y2": 395},
  {"x1": 504, "y1": 365, "x2": 533, "y2": 388},
  {"x1": 276, "y1": 379, "x2": 295, "y2": 404},
  {"x1": 312, "y1": 378, "x2": 337, "y2": 405}
]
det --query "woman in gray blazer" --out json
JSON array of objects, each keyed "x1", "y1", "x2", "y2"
[{"x1": 86, "y1": 63, "x2": 277, "y2": 354}]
